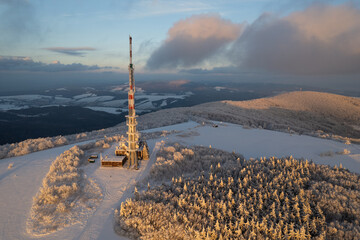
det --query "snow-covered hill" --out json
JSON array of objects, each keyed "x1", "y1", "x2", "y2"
[
  {"x1": 0, "y1": 90, "x2": 360, "y2": 239},
  {"x1": 1, "y1": 120, "x2": 360, "y2": 239},
  {"x1": 189, "y1": 91, "x2": 360, "y2": 138}
]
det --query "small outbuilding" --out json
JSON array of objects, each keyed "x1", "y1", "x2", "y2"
[{"x1": 101, "y1": 155, "x2": 126, "y2": 167}]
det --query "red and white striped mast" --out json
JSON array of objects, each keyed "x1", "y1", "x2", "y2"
[{"x1": 127, "y1": 35, "x2": 139, "y2": 169}]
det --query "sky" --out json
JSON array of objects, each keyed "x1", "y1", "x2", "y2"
[{"x1": 1, "y1": 0, "x2": 360, "y2": 92}]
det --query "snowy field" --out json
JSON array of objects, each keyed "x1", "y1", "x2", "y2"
[
  {"x1": 0, "y1": 121, "x2": 359, "y2": 239},
  {"x1": 146, "y1": 121, "x2": 360, "y2": 174},
  {"x1": 0, "y1": 92, "x2": 191, "y2": 114},
  {"x1": 0, "y1": 143, "x2": 87, "y2": 240}
]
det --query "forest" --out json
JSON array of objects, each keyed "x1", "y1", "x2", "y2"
[{"x1": 115, "y1": 144, "x2": 360, "y2": 239}]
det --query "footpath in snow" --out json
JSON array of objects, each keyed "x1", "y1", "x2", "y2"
[{"x1": 0, "y1": 121, "x2": 359, "y2": 240}]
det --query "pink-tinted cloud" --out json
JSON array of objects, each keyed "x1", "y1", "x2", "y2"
[
  {"x1": 287, "y1": 3, "x2": 360, "y2": 47},
  {"x1": 168, "y1": 14, "x2": 242, "y2": 41},
  {"x1": 231, "y1": 3, "x2": 360, "y2": 75},
  {"x1": 146, "y1": 14, "x2": 244, "y2": 69}
]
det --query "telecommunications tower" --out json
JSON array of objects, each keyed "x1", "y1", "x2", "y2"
[{"x1": 126, "y1": 36, "x2": 139, "y2": 169}]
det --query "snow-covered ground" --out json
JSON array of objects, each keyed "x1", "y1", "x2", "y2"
[
  {"x1": 0, "y1": 121, "x2": 359, "y2": 239},
  {"x1": 84, "y1": 106, "x2": 123, "y2": 115},
  {"x1": 101, "y1": 100, "x2": 128, "y2": 107},
  {"x1": 148, "y1": 121, "x2": 360, "y2": 173},
  {"x1": 0, "y1": 95, "x2": 52, "y2": 101},
  {"x1": 0, "y1": 103, "x2": 29, "y2": 111},
  {"x1": 0, "y1": 92, "x2": 191, "y2": 114},
  {"x1": 75, "y1": 96, "x2": 115, "y2": 103},
  {"x1": 0, "y1": 143, "x2": 86, "y2": 240}
]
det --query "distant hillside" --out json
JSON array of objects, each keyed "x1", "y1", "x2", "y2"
[
  {"x1": 185, "y1": 91, "x2": 360, "y2": 139},
  {"x1": 183, "y1": 92, "x2": 360, "y2": 138},
  {"x1": 226, "y1": 91, "x2": 360, "y2": 122}
]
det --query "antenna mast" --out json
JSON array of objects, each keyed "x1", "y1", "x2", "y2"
[{"x1": 126, "y1": 35, "x2": 139, "y2": 169}]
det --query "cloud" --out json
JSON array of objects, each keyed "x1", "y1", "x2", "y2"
[
  {"x1": 150, "y1": 3, "x2": 360, "y2": 75},
  {"x1": 44, "y1": 47, "x2": 96, "y2": 56},
  {"x1": 146, "y1": 14, "x2": 244, "y2": 69},
  {"x1": 0, "y1": 0, "x2": 40, "y2": 47},
  {"x1": 0, "y1": 56, "x2": 115, "y2": 72},
  {"x1": 231, "y1": 3, "x2": 360, "y2": 75}
]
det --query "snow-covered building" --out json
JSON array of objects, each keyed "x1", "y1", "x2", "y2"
[{"x1": 101, "y1": 155, "x2": 126, "y2": 167}]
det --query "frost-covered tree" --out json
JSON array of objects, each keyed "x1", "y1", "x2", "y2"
[
  {"x1": 115, "y1": 144, "x2": 360, "y2": 239},
  {"x1": 27, "y1": 146, "x2": 102, "y2": 235}
]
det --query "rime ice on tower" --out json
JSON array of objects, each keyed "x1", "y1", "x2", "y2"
[
  {"x1": 127, "y1": 36, "x2": 139, "y2": 169},
  {"x1": 113, "y1": 36, "x2": 149, "y2": 169}
]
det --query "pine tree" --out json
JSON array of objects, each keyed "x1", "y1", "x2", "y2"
[{"x1": 215, "y1": 220, "x2": 221, "y2": 232}]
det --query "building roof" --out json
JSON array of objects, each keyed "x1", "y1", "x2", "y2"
[{"x1": 101, "y1": 156, "x2": 126, "y2": 162}]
